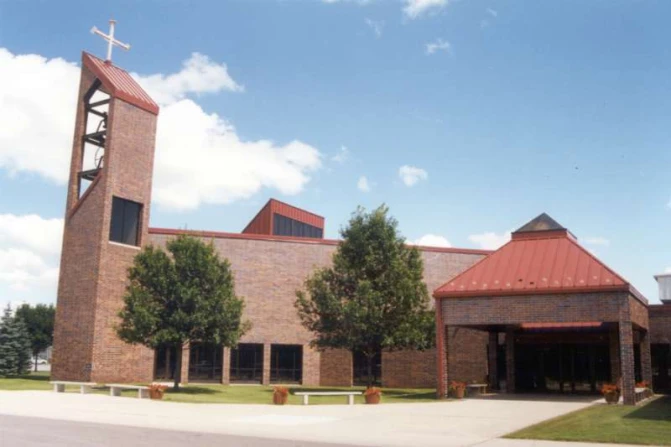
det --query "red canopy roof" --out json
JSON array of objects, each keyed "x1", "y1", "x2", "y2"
[
  {"x1": 82, "y1": 52, "x2": 159, "y2": 115},
  {"x1": 434, "y1": 214, "x2": 645, "y2": 302}
]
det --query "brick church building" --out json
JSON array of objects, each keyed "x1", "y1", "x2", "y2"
[{"x1": 52, "y1": 53, "x2": 671, "y2": 405}]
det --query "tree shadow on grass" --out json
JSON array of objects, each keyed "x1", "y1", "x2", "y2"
[
  {"x1": 623, "y1": 396, "x2": 671, "y2": 421},
  {"x1": 383, "y1": 390, "x2": 437, "y2": 401},
  {"x1": 167, "y1": 386, "x2": 218, "y2": 395},
  {"x1": 15, "y1": 374, "x2": 50, "y2": 382}
]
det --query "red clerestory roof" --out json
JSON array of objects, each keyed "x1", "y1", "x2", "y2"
[
  {"x1": 434, "y1": 213, "x2": 646, "y2": 303},
  {"x1": 82, "y1": 52, "x2": 159, "y2": 115}
]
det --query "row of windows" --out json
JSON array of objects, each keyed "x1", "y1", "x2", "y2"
[
  {"x1": 155, "y1": 343, "x2": 303, "y2": 384},
  {"x1": 273, "y1": 214, "x2": 323, "y2": 239}
]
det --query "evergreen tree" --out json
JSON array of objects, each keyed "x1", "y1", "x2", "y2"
[
  {"x1": 117, "y1": 235, "x2": 249, "y2": 390},
  {"x1": 15, "y1": 304, "x2": 55, "y2": 372},
  {"x1": 0, "y1": 305, "x2": 32, "y2": 377},
  {"x1": 295, "y1": 205, "x2": 435, "y2": 387}
]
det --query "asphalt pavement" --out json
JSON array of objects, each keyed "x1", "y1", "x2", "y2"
[{"x1": 0, "y1": 414, "x2": 354, "y2": 447}]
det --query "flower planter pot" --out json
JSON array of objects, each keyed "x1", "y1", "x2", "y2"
[
  {"x1": 273, "y1": 392, "x2": 288, "y2": 405},
  {"x1": 453, "y1": 387, "x2": 465, "y2": 399},
  {"x1": 604, "y1": 391, "x2": 620, "y2": 405},
  {"x1": 149, "y1": 389, "x2": 165, "y2": 400},
  {"x1": 365, "y1": 393, "x2": 381, "y2": 404}
]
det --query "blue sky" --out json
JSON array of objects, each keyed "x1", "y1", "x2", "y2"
[{"x1": 0, "y1": 0, "x2": 669, "y2": 306}]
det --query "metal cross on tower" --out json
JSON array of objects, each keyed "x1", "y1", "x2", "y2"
[{"x1": 91, "y1": 19, "x2": 130, "y2": 62}]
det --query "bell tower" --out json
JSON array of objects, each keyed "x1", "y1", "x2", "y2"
[{"x1": 52, "y1": 47, "x2": 159, "y2": 382}]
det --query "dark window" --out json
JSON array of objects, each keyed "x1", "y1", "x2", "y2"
[
  {"x1": 109, "y1": 197, "x2": 141, "y2": 246},
  {"x1": 273, "y1": 214, "x2": 323, "y2": 239},
  {"x1": 188, "y1": 342, "x2": 222, "y2": 382},
  {"x1": 353, "y1": 349, "x2": 382, "y2": 386},
  {"x1": 230, "y1": 343, "x2": 264, "y2": 383},
  {"x1": 270, "y1": 345, "x2": 303, "y2": 384},
  {"x1": 154, "y1": 344, "x2": 177, "y2": 380}
]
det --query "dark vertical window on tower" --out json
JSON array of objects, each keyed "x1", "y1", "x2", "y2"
[
  {"x1": 273, "y1": 214, "x2": 323, "y2": 238},
  {"x1": 109, "y1": 197, "x2": 142, "y2": 246}
]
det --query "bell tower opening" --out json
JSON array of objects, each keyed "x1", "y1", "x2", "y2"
[{"x1": 78, "y1": 80, "x2": 110, "y2": 197}]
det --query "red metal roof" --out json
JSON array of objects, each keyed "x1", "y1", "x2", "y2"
[
  {"x1": 434, "y1": 214, "x2": 645, "y2": 301},
  {"x1": 82, "y1": 52, "x2": 159, "y2": 115},
  {"x1": 242, "y1": 198, "x2": 325, "y2": 236}
]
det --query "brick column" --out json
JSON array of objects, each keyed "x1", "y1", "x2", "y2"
[
  {"x1": 640, "y1": 330, "x2": 653, "y2": 389},
  {"x1": 609, "y1": 325, "x2": 621, "y2": 384},
  {"x1": 435, "y1": 300, "x2": 448, "y2": 398},
  {"x1": 262, "y1": 343, "x2": 271, "y2": 385},
  {"x1": 221, "y1": 347, "x2": 230, "y2": 385},
  {"x1": 488, "y1": 331, "x2": 498, "y2": 391},
  {"x1": 505, "y1": 328, "x2": 515, "y2": 393},
  {"x1": 619, "y1": 321, "x2": 636, "y2": 405}
]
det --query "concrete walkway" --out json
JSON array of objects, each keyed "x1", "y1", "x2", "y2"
[{"x1": 0, "y1": 391, "x2": 643, "y2": 447}]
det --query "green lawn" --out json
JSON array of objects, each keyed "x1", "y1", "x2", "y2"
[
  {"x1": 0, "y1": 373, "x2": 437, "y2": 404},
  {"x1": 0, "y1": 372, "x2": 51, "y2": 390},
  {"x1": 507, "y1": 395, "x2": 671, "y2": 446},
  {"x1": 163, "y1": 385, "x2": 437, "y2": 405}
]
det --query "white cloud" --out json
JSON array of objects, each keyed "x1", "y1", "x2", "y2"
[
  {"x1": 0, "y1": 214, "x2": 62, "y2": 308},
  {"x1": 357, "y1": 175, "x2": 372, "y2": 192},
  {"x1": 151, "y1": 100, "x2": 321, "y2": 211},
  {"x1": 0, "y1": 49, "x2": 79, "y2": 183},
  {"x1": 584, "y1": 237, "x2": 610, "y2": 247},
  {"x1": 132, "y1": 52, "x2": 243, "y2": 105},
  {"x1": 665, "y1": 267, "x2": 671, "y2": 273},
  {"x1": 487, "y1": 8, "x2": 498, "y2": 17},
  {"x1": 365, "y1": 18, "x2": 384, "y2": 38},
  {"x1": 0, "y1": 47, "x2": 322, "y2": 212},
  {"x1": 399, "y1": 165, "x2": 428, "y2": 186},
  {"x1": 413, "y1": 234, "x2": 452, "y2": 247},
  {"x1": 0, "y1": 214, "x2": 63, "y2": 255},
  {"x1": 425, "y1": 38, "x2": 451, "y2": 55},
  {"x1": 468, "y1": 231, "x2": 512, "y2": 250},
  {"x1": 404, "y1": 0, "x2": 448, "y2": 19},
  {"x1": 331, "y1": 146, "x2": 350, "y2": 164}
]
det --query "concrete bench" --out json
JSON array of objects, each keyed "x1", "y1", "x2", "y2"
[
  {"x1": 293, "y1": 391, "x2": 362, "y2": 405},
  {"x1": 106, "y1": 384, "x2": 150, "y2": 399},
  {"x1": 467, "y1": 384, "x2": 487, "y2": 396},
  {"x1": 50, "y1": 381, "x2": 96, "y2": 394}
]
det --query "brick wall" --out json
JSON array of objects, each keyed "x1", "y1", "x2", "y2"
[
  {"x1": 441, "y1": 292, "x2": 635, "y2": 326},
  {"x1": 52, "y1": 59, "x2": 158, "y2": 383},
  {"x1": 150, "y1": 231, "x2": 486, "y2": 387},
  {"x1": 383, "y1": 349, "x2": 436, "y2": 388},
  {"x1": 650, "y1": 305, "x2": 671, "y2": 344},
  {"x1": 320, "y1": 349, "x2": 353, "y2": 387}
]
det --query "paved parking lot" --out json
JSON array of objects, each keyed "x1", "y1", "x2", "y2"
[{"x1": 0, "y1": 391, "x2": 605, "y2": 447}]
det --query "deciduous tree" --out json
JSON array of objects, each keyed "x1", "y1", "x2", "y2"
[
  {"x1": 117, "y1": 235, "x2": 249, "y2": 390},
  {"x1": 15, "y1": 304, "x2": 55, "y2": 372},
  {"x1": 295, "y1": 205, "x2": 434, "y2": 387}
]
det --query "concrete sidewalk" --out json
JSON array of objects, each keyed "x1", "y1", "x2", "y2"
[{"x1": 0, "y1": 391, "x2": 641, "y2": 447}]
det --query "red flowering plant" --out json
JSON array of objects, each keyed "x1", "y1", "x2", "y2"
[
  {"x1": 273, "y1": 386, "x2": 289, "y2": 405},
  {"x1": 601, "y1": 383, "x2": 620, "y2": 404},
  {"x1": 363, "y1": 387, "x2": 381, "y2": 397},
  {"x1": 148, "y1": 383, "x2": 168, "y2": 399}
]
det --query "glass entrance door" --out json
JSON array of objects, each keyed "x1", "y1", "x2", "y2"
[{"x1": 516, "y1": 342, "x2": 610, "y2": 393}]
